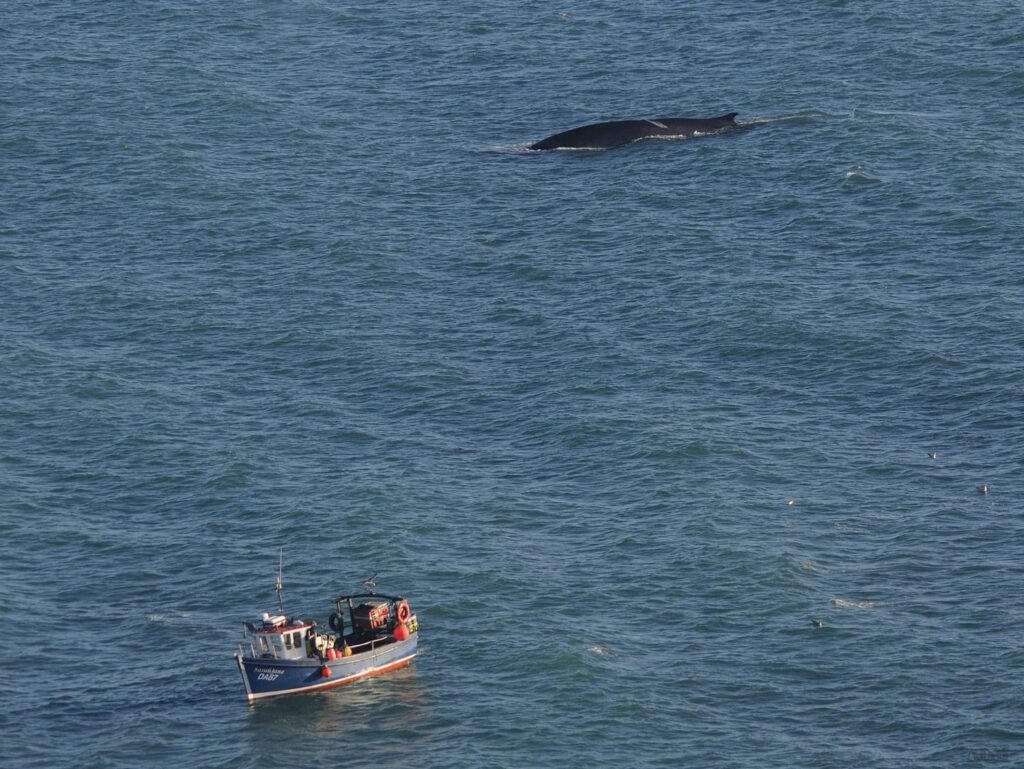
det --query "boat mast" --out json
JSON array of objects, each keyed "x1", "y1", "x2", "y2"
[{"x1": 275, "y1": 548, "x2": 285, "y2": 615}]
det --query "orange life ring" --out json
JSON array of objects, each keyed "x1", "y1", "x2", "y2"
[{"x1": 396, "y1": 600, "x2": 411, "y2": 624}]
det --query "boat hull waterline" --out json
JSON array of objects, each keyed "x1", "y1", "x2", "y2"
[{"x1": 236, "y1": 634, "x2": 418, "y2": 702}]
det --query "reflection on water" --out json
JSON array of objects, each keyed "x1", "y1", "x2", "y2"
[{"x1": 244, "y1": 666, "x2": 429, "y2": 761}]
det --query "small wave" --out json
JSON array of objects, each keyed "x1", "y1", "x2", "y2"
[
  {"x1": 147, "y1": 610, "x2": 193, "y2": 623},
  {"x1": 834, "y1": 522, "x2": 866, "y2": 534},
  {"x1": 740, "y1": 112, "x2": 830, "y2": 126},
  {"x1": 476, "y1": 143, "x2": 606, "y2": 154},
  {"x1": 831, "y1": 598, "x2": 875, "y2": 609},
  {"x1": 475, "y1": 143, "x2": 541, "y2": 155},
  {"x1": 852, "y1": 108, "x2": 959, "y2": 119},
  {"x1": 844, "y1": 163, "x2": 882, "y2": 183},
  {"x1": 586, "y1": 644, "x2": 611, "y2": 656},
  {"x1": 535, "y1": 145, "x2": 609, "y2": 152}
]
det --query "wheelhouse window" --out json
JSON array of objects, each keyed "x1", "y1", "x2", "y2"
[
  {"x1": 258, "y1": 636, "x2": 269, "y2": 653},
  {"x1": 284, "y1": 633, "x2": 293, "y2": 650}
]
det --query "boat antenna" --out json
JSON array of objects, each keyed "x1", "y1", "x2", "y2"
[{"x1": 275, "y1": 548, "x2": 285, "y2": 615}]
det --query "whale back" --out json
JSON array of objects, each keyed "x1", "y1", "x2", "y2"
[
  {"x1": 529, "y1": 120, "x2": 658, "y2": 151},
  {"x1": 530, "y1": 113, "x2": 739, "y2": 151},
  {"x1": 654, "y1": 113, "x2": 739, "y2": 134}
]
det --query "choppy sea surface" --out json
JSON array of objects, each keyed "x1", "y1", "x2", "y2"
[{"x1": 3, "y1": 2, "x2": 1023, "y2": 767}]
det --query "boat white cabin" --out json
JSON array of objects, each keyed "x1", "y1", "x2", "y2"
[{"x1": 241, "y1": 612, "x2": 317, "y2": 661}]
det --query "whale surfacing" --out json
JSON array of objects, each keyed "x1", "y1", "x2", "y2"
[{"x1": 529, "y1": 112, "x2": 739, "y2": 151}]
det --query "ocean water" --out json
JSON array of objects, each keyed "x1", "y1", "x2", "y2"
[{"x1": 2, "y1": 1, "x2": 1023, "y2": 767}]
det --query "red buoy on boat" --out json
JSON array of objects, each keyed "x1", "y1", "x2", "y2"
[
  {"x1": 394, "y1": 623, "x2": 409, "y2": 641},
  {"x1": 320, "y1": 666, "x2": 332, "y2": 678}
]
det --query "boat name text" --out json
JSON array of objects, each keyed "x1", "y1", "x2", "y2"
[{"x1": 254, "y1": 666, "x2": 285, "y2": 681}]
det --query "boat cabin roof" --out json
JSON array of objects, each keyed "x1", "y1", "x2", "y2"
[
  {"x1": 244, "y1": 617, "x2": 314, "y2": 635},
  {"x1": 335, "y1": 591, "x2": 405, "y2": 603}
]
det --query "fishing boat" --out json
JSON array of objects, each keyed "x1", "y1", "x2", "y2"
[{"x1": 233, "y1": 566, "x2": 419, "y2": 703}]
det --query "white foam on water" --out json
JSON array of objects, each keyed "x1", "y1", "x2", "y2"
[
  {"x1": 831, "y1": 598, "x2": 876, "y2": 610},
  {"x1": 146, "y1": 610, "x2": 193, "y2": 623}
]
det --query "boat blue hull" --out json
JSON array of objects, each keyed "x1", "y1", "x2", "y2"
[{"x1": 235, "y1": 636, "x2": 418, "y2": 703}]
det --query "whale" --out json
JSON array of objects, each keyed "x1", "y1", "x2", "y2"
[{"x1": 529, "y1": 112, "x2": 739, "y2": 151}]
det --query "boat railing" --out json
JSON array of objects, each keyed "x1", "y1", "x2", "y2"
[
  {"x1": 239, "y1": 632, "x2": 399, "y2": 661},
  {"x1": 345, "y1": 635, "x2": 395, "y2": 654},
  {"x1": 239, "y1": 642, "x2": 258, "y2": 658}
]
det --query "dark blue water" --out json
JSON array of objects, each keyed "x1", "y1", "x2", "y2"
[{"x1": 3, "y1": 2, "x2": 1023, "y2": 767}]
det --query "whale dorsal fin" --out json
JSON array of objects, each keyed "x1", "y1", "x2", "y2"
[{"x1": 721, "y1": 112, "x2": 738, "y2": 122}]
